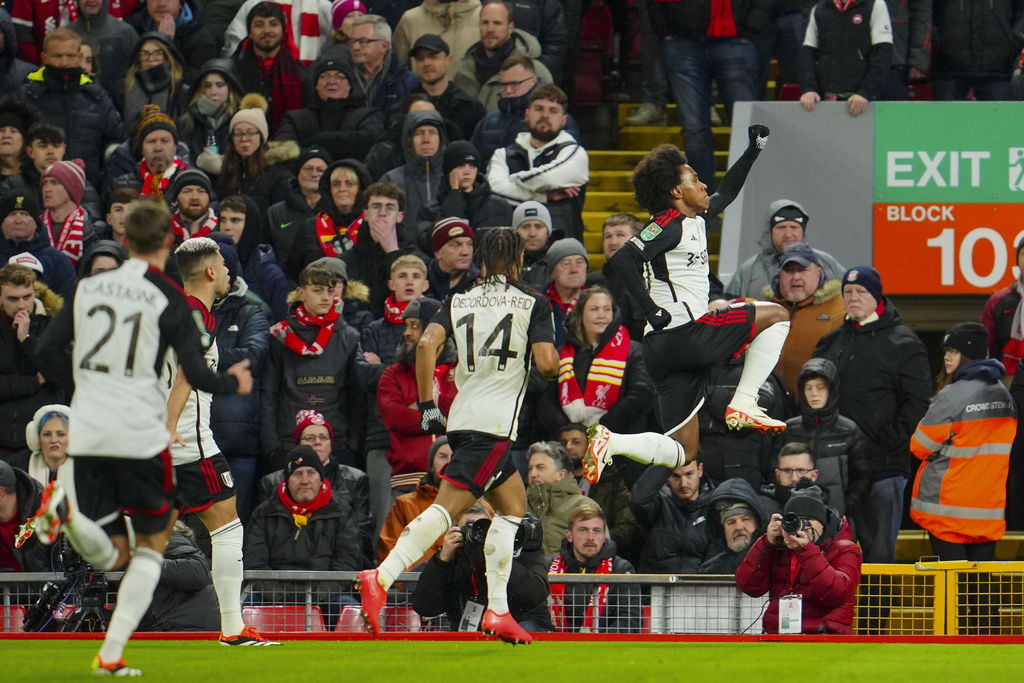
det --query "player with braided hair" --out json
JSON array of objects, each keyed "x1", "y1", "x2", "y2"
[{"x1": 358, "y1": 228, "x2": 559, "y2": 644}]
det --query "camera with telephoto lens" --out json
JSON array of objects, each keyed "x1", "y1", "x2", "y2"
[
  {"x1": 22, "y1": 539, "x2": 109, "y2": 633},
  {"x1": 458, "y1": 515, "x2": 542, "y2": 554},
  {"x1": 781, "y1": 512, "x2": 806, "y2": 534},
  {"x1": 461, "y1": 518, "x2": 492, "y2": 545}
]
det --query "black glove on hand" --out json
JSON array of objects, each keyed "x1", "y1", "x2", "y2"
[
  {"x1": 748, "y1": 124, "x2": 770, "y2": 151},
  {"x1": 647, "y1": 307, "x2": 672, "y2": 331},
  {"x1": 418, "y1": 400, "x2": 446, "y2": 434}
]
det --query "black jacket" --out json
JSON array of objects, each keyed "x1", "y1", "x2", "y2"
[
  {"x1": 138, "y1": 530, "x2": 220, "y2": 631},
  {"x1": 2, "y1": 467, "x2": 50, "y2": 572},
  {"x1": 244, "y1": 490, "x2": 363, "y2": 571},
  {"x1": 258, "y1": 460, "x2": 375, "y2": 569},
  {"x1": 339, "y1": 231, "x2": 418, "y2": 320},
  {"x1": 0, "y1": 9, "x2": 33, "y2": 94},
  {"x1": 698, "y1": 478, "x2": 765, "y2": 575},
  {"x1": 0, "y1": 227, "x2": 78, "y2": 301},
  {"x1": 548, "y1": 537, "x2": 641, "y2": 633},
  {"x1": 412, "y1": 81, "x2": 486, "y2": 141},
  {"x1": 128, "y1": 0, "x2": 217, "y2": 82},
  {"x1": 510, "y1": 0, "x2": 568, "y2": 83},
  {"x1": 0, "y1": 303, "x2": 64, "y2": 451},
  {"x1": 267, "y1": 179, "x2": 319, "y2": 284},
  {"x1": 777, "y1": 358, "x2": 872, "y2": 517},
  {"x1": 800, "y1": 0, "x2": 895, "y2": 100},
  {"x1": 631, "y1": 467, "x2": 715, "y2": 574},
  {"x1": 812, "y1": 298, "x2": 931, "y2": 480},
  {"x1": 355, "y1": 317, "x2": 405, "y2": 452},
  {"x1": 412, "y1": 517, "x2": 553, "y2": 630},
  {"x1": 932, "y1": 0, "x2": 1024, "y2": 78},
  {"x1": 416, "y1": 177, "x2": 513, "y2": 252},
  {"x1": 647, "y1": 0, "x2": 772, "y2": 40}
]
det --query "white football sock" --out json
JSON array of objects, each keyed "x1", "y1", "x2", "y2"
[
  {"x1": 98, "y1": 548, "x2": 163, "y2": 664},
  {"x1": 484, "y1": 515, "x2": 521, "y2": 615},
  {"x1": 377, "y1": 503, "x2": 452, "y2": 590},
  {"x1": 210, "y1": 519, "x2": 245, "y2": 637},
  {"x1": 64, "y1": 513, "x2": 120, "y2": 571},
  {"x1": 608, "y1": 431, "x2": 685, "y2": 468},
  {"x1": 732, "y1": 320, "x2": 790, "y2": 405}
]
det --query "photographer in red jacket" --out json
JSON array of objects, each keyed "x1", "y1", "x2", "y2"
[{"x1": 735, "y1": 479, "x2": 862, "y2": 634}]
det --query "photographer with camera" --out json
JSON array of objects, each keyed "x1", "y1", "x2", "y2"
[
  {"x1": 1, "y1": 460, "x2": 49, "y2": 573},
  {"x1": 735, "y1": 479, "x2": 862, "y2": 634},
  {"x1": 412, "y1": 502, "x2": 554, "y2": 633}
]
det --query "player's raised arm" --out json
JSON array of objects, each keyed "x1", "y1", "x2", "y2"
[
  {"x1": 706, "y1": 124, "x2": 770, "y2": 216},
  {"x1": 607, "y1": 232, "x2": 674, "y2": 332}
]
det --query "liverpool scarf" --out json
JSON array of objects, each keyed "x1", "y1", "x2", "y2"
[
  {"x1": 277, "y1": 478, "x2": 333, "y2": 528},
  {"x1": 548, "y1": 555, "x2": 614, "y2": 633},
  {"x1": 275, "y1": 0, "x2": 322, "y2": 64},
  {"x1": 140, "y1": 158, "x2": 186, "y2": 199},
  {"x1": 172, "y1": 211, "x2": 219, "y2": 240},
  {"x1": 315, "y1": 211, "x2": 363, "y2": 257},
  {"x1": 558, "y1": 326, "x2": 629, "y2": 425},
  {"x1": 270, "y1": 302, "x2": 340, "y2": 357},
  {"x1": 41, "y1": 206, "x2": 85, "y2": 264},
  {"x1": 383, "y1": 294, "x2": 409, "y2": 325},
  {"x1": 547, "y1": 281, "x2": 580, "y2": 315}
]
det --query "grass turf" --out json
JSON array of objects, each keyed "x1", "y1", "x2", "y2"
[{"x1": 4, "y1": 640, "x2": 1024, "y2": 682}]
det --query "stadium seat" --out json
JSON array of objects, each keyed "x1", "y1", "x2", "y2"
[
  {"x1": 242, "y1": 606, "x2": 326, "y2": 632},
  {"x1": 640, "y1": 605, "x2": 652, "y2": 634},
  {"x1": 336, "y1": 605, "x2": 365, "y2": 633},
  {"x1": 384, "y1": 606, "x2": 423, "y2": 633},
  {"x1": 2, "y1": 606, "x2": 26, "y2": 632},
  {"x1": 777, "y1": 84, "x2": 801, "y2": 101}
]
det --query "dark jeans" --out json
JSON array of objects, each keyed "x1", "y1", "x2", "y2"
[
  {"x1": 933, "y1": 76, "x2": 1013, "y2": 101},
  {"x1": 638, "y1": 0, "x2": 669, "y2": 106},
  {"x1": 754, "y1": 11, "x2": 807, "y2": 98},
  {"x1": 662, "y1": 36, "x2": 759, "y2": 188},
  {"x1": 856, "y1": 476, "x2": 906, "y2": 563},
  {"x1": 927, "y1": 535, "x2": 996, "y2": 561}
]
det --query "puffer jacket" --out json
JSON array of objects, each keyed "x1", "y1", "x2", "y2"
[
  {"x1": 451, "y1": 30, "x2": 555, "y2": 111},
  {"x1": 548, "y1": 537, "x2": 641, "y2": 633},
  {"x1": 355, "y1": 316, "x2": 406, "y2": 453},
  {"x1": 932, "y1": 0, "x2": 1024, "y2": 78},
  {"x1": 416, "y1": 176, "x2": 513, "y2": 251},
  {"x1": 267, "y1": 179, "x2": 319, "y2": 282},
  {"x1": 736, "y1": 511, "x2": 862, "y2": 634},
  {"x1": 19, "y1": 66, "x2": 125, "y2": 189},
  {"x1": 260, "y1": 302, "x2": 363, "y2": 466},
  {"x1": 911, "y1": 359, "x2": 1016, "y2": 544},
  {"x1": 138, "y1": 528, "x2": 220, "y2": 632},
  {"x1": 244, "y1": 489, "x2": 363, "y2": 571},
  {"x1": 813, "y1": 297, "x2": 932, "y2": 480},
  {"x1": 778, "y1": 358, "x2": 872, "y2": 517},
  {"x1": 725, "y1": 199, "x2": 846, "y2": 300},
  {"x1": 0, "y1": 226, "x2": 78, "y2": 300},
  {"x1": 0, "y1": 10, "x2": 32, "y2": 94},
  {"x1": 215, "y1": 140, "x2": 299, "y2": 214},
  {"x1": 241, "y1": 244, "x2": 290, "y2": 323},
  {"x1": 380, "y1": 110, "x2": 447, "y2": 246},
  {"x1": 527, "y1": 476, "x2": 592, "y2": 556},
  {"x1": 210, "y1": 277, "x2": 270, "y2": 458},
  {"x1": 632, "y1": 468, "x2": 715, "y2": 574},
  {"x1": 69, "y1": 0, "x2": 140, "y2": 108},
  {"x1": 470, "y1": 82, "x2": 581, "y2": 166},
  {"x1": 699, "y1": 478, "x2": 766, "y2": 575}
]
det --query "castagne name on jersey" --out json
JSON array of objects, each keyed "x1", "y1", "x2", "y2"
[{"x1": 79, "y1": 277, "x2": 159, "y2": 305}]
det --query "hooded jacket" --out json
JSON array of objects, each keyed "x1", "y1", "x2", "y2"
[
  {"x1": 736, "y1": 510, "x2": 862, "y2": 634},
  {"x1": 128, "y1": 0, "x2": 217, "y2": 82},
  {"x1": 1, "y1": 467, "x2": 50, "y2": 572},
  {"x1": 451, "y1": 30, "x2": 555, "y2": 111},
  {"x1": 275, "y1": 56, "x2": 385, "y2": 162},
  {"x1": 812, "y1": 297, "x2": 931, "y2": 480},
  {"x1": 19, "y1": 67, "x2": 125, "y2": 190},
  {"x1": 470, "y1": 81, "x2": 582, "y2": 166},
  {"x1": 210, "y1": 276, "x2": 270, "y2": 458},
  {"x1": 413, "y1": 80, "x2": 487, "y2": 141},
  {"x1": 364, "y1": 110, "x2": 463, "y2": 181},
  {"x1": 76, "y1": 239, "x2": 126, "y2": 278},
  {"x1": 699, "y1": 478, "x2": 766, "y2": 575},
  {"x1": 549, "y1": 537, "x2": 641, "y2": 633},
  {"x1": 287, "y1": 158, "x2": 372, "y2": 279},
  {"x1": 0, "y1": 225, "x2": 78, "y2": 300},
  {"x1": 911, "y1": 359, "x2": 1016, "y2": 545},
  {"x1": 725, "y1": 199, "x2": 846, "y2": 300},
  {"x1": 632, "y1": 467, "x2": 715, "y2": 574},
  {"x1": 778, "y1": 358, "x2": 872, "y2": 517},
  {"x1": 123, "y1": 32, "x2": 190, "y2": 118},
  {"x1": 0, "y1": 10, "x2": 32, "y2": 94},
  {"x1": 380, "y1": 110, "x2": 447, "y2": 245},
  {"x1": 527, "y1": 475, "x2": 592, "y2": 556},
  {"x1": 175, "y1": 58, "x2": 244, "y2": 161},
  {"x1": 377, "y1": 480, "x2": 443, "y2": 565},
  {"x1": 393, "y1": 0, "x2": 482, "y2": 65}
]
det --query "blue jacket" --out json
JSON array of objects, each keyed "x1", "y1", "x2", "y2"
[
  {"x1": 211, "y1": 278, "x2": 270, "y2": 457},
  {"x1": 0, "y1": 227, "x2": 78, "y2": 300},
  {"x1": 367, "y1": 56, "x2": 420, "y2": 114},
  {"x1": 241, "y1": 244, "x2": 291, "y2": 323},
  {"x1": 355, "y1": 316, "x2": 405, "y2": 452}
]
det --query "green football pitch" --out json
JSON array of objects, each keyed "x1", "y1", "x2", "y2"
[{"x1": 4, "y1": 640, "x2": 1024, "y2": 682}]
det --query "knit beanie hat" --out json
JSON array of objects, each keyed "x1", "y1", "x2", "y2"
[
  {"x1": 715, "y1": 500, "x2": 755, "y2": 525},
  {"x1": 442, "y1": 140, "x2": 480, "y2": 177},
  {"x1": 841, "y1": 266, "x2": 883, "y2": 305},
  {"x1": 783, "y1": 482, "x2": 828, "y2": 527},
  {"x1": 403, "y1": 297, "x2": 442, "y2": 326},
  {"x1": 166, "y1": 168, "x2": 213, "y2": 205},
  {"x1": 297, "y1": 146, "x2": 334, "y2": 171},
  {"x1": 309, "y1": 256, "x2": 348, "y2": 283},
  {"x1": 0, "y1": 460, "x2": 14, "y2": 488},
  {"x1": 512, "y1": 200, "x2": 551, "y2": 232},
  {"x1": 331, "y1": 0, "x2": 366, "y2": 29},
  {"x1": 133, "y1": 104, "x2": 178, "y2": 155},
  {"x1": 942, "y1": 321, "x2": 988, "y2": 362},
  {"x1": 41, "y1": 159, "x2": 86, "y2": 206},
  {"x1": 0, "y1": 94, "x2": 40, "y2": 138},
  {"x1": 426, "y1": 435, "x2": 449, "y2": 474},
  {"x1": 230, "y1": 94, "x2": 270, "y2": 144},
  {"x1": 546, "y1": 237, "x2": 589, "y2": 277},
  {"x1": 0, "y1": 192, "x2": 42, "y2": 225},
  {"x1": 294, "y1": 409, "x2": 334, "y2": 445},
  {"x1": 431, "y1": 217, "x2": 475, "y2": 254},
  {"x1": 285, "y1": 445, "x2": 326, "y2": 481}
]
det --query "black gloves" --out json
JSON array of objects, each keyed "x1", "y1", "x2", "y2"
[
  {"x1": 646, "y1": 307, "x2": 672, "y2": 331},
  {"x1": 748, "y1": 124, "x2": 770, "y2": 151},
  {"x1": 418, "y1": 400, "x2": 446, "y2": 434}
]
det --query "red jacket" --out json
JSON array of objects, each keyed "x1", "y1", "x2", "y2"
[
  {"x1": 377, "y1": 359, "x2": 456, "y2": 488},
  {"x1": 735, "y1": 518, "x2": 862, "y2": 634}
]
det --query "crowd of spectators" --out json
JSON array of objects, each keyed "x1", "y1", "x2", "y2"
[{"x1": 0, "y1": 0, "x2": 1022, "y2": 637}]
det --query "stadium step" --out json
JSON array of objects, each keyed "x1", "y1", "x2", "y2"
[
  {"x1": 619, "y1": 125, "x2": 733, "y2": 152},
  {"x1": 583, "y1": 191, "x2": 641, "y2": 213}
]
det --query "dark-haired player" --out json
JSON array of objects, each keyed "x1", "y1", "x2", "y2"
[
  {"x1": 583, "y1": 126, "x2": 791, "y2": 485},
  {"x1": 32, "y1": 199, "x2": 253, "y2": 675},
  {"x1": 357, "y1": 228, "x2": 559, "y2": 645}
]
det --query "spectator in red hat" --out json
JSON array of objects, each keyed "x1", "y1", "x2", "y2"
[
  {"x1": 330, "y1": 0, "x2": 367, "y2": 43},
  {"x1": 425, "y1": 216, "x2": 477, "y2": 301},
  {"x1": 40, "y1": 158, "x2": 97, "y2": 266}
]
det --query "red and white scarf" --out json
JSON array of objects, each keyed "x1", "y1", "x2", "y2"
[
  {"x1": 277, "y1": 478, "x2": 333, "y2": 528},
  {"x1": 547, "y1": 281, "x2": 581, "y2": 315},
  {"x1": 315, "y1": 211, "x2": 362, "y2": 257},
  {"x1": 172, "y1": 211, "x2": 219, "y2": 241},
  {"x1": 548, "y1": 554, "x2": 614, "y2": 633},
  {"x1": 384, "y1": 294, "x2": 409, "y2": 325},
  {"x1": 270, "y1": 301, "x2": 340, "y2": 357},
  {"x1": 1003, "y1": 280, "x2": 1024, "y2": 374},
  {"x1": 41, "y1": 206, "x2": 85, "y2": 265},
  {"x1": 558, "y1": 326, "x2": 629, "y2": 425},
  {"x1": 140, "y1": 158, "x2": 186, "y2": 199},
  {"x1": 274, "y1": 0, "x2": 322, "y2": 65},
  {"x1": 58, "y1": 0, "x2": 78, "y2": 24}
]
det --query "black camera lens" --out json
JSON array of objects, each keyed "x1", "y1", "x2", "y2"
[
  {"x1": 781, "y1": 512, "x2": 804, "y2": 534},
  {"x1": 464, "y1": 518, "x2": 492, "y2": 545}
]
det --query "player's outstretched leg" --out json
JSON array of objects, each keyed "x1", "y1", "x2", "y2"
[
  {"x1": 358, "y1": 502, "x2": 454, "y2": 635},
  {"x1": 584, "y1": 424, "x2": 687, "y2": 483},
  {"x1": 94, "y1": 546, "x2": 166, "y2": 676},
  {"x1": 480, "y1": 478, "x2": 532, "y2": 645},
  {"x1": 726, "y1": 305, "x2": 790, "y2": 433}
]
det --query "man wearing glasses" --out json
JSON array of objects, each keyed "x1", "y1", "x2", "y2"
[
  {"x1": 349, "y1": 14, "x2": 420, "y2": 113},
  {"x1": 758, "y1": 442, "x2": 820, "y2": 518}
]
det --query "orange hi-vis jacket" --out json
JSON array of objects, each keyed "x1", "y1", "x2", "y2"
[{"x1": 910, "y1": 360, "x2": 1017, "y2": 544}]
